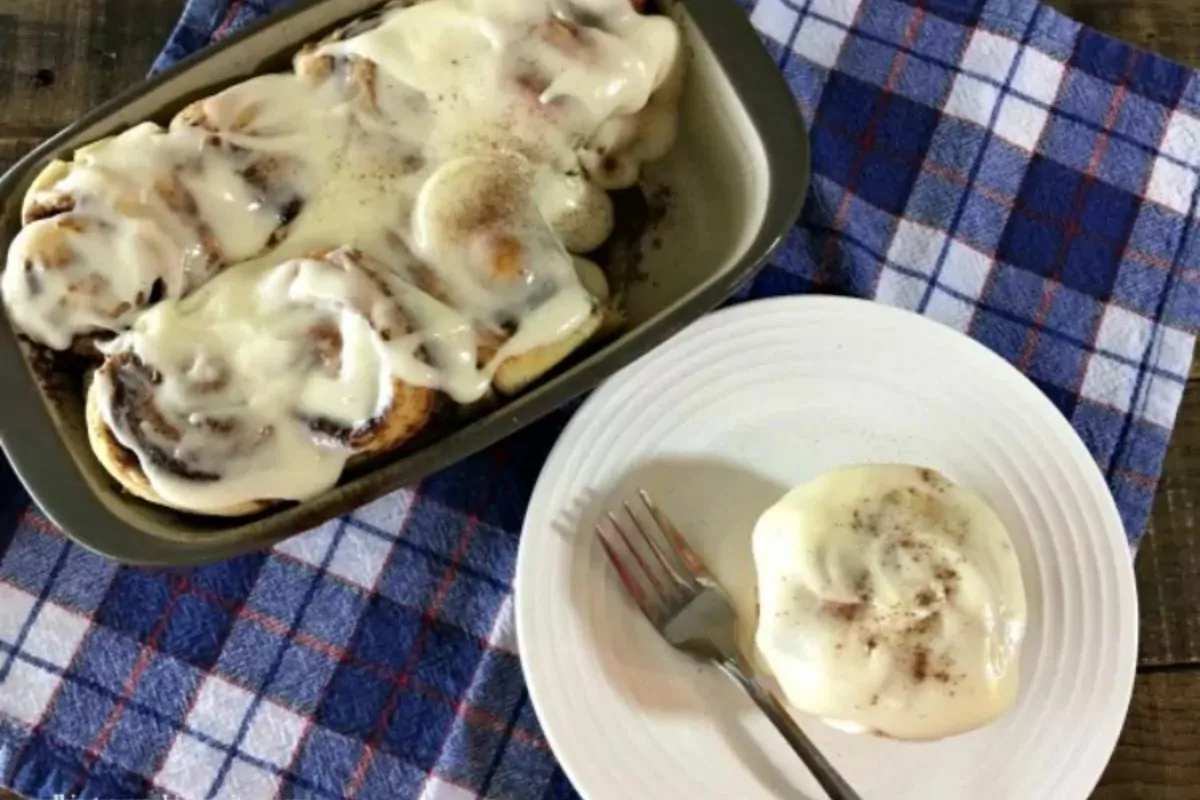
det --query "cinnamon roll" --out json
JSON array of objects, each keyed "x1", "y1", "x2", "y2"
[
  {"x1": 4, "y1": 119, "x2": 310, "y2": 349},
  {"x1": 85, "y1": 248, "x2": 436, "y2": 515},
  {"x1": 751, "y1": 465, "x2": 1026, "y2": 740},
  {"x1": 405, "y1": 153, "x2": 615, "y2": 395}
]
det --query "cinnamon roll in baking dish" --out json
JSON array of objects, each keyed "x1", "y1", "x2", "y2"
[
  {"x1": 85, "y1": 249, "x2": 438, "y2": 515},
  {"x1": 3, "y1": 0, "x2": 682, "y2": 515}
]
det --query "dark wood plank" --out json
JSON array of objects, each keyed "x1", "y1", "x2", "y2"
[
  {"x1": 1051, "y1": 0, "x2": 1200, "y2": 66},
  {"x1": 1136, "y1": 381, "x2": 1200, "y2": 667},
  {"x1": 1095, "y1": 669, "x2": 1200, "y2": 799},
  {"x1": 0, "y1": 138, "x2": 45, "y2": 174},
  {"x1": 0, "y1": 0, "x2": 181, "y2": 138}
]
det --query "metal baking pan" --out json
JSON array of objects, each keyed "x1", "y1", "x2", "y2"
[{"x1": 0, "y1": 0, "x2": 808, "y2": 564}]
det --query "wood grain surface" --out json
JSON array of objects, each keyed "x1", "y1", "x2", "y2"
[
  {"x1": 0, "y1": 0, "x2": 1199, "y2": 797},
  {"x1": 1095, "y1": 670, "x2": 1200, "y2": 799}
]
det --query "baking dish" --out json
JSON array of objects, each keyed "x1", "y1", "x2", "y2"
[{"x1": 0, "y1": 0, "x2": 808, "y2": 564}]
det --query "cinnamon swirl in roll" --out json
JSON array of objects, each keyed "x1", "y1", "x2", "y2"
[
  {"x1": 6, "y1": 0, "x2": 683, "y2": 515},
  {"x1": 169, "y1": 74, "x2": 346, "y2": 248}
]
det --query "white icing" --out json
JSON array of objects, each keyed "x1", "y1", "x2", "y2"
[
  {"x1": 5, "y1": 0, "x2": 681, "y2": 511},
  {"x1": 752, "y1": 464, "x2": 1027, "y2": 741},
  {"x1": 91, "y1": 252, "x2": 407, "y2": 511}
]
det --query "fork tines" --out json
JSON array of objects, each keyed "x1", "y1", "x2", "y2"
[{"x1": 596, "y1": 490, "x2": 709, "y2": 621}]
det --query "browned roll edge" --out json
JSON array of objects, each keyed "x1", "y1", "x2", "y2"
[{"x1": 84, "y1": 372, "x2": 436, "y2": 516}]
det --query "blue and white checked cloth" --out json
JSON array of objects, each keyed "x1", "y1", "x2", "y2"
[{"x1": 2, "y1": 0, "x2": 1199, "y2": 796}]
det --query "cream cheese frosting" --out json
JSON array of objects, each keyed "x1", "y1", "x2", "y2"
[{"x1": 752, "y1": 464, "x2": 1027, "y2": 740}]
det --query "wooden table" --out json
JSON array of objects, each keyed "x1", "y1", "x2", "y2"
[{"x1": 0, "y1": 0, "x2": 1198, "y2": 797}]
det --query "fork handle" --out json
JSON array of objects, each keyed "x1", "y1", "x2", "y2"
[{"x1": 718, "y1": 660, "x2": 864, "y2": 800}]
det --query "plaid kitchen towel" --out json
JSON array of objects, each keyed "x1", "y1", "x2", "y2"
[{"x1": 3, "y1": 0, "x2": 1200, "y2": 796}]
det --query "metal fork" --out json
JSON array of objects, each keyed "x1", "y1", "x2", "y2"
[{"x1": 597, "y1": 490, "x2": 864, "y2": 800}]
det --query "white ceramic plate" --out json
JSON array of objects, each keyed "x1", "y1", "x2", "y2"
[{"x1": 515, "y1": 296, "x2": 1138, "y2": 799}]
